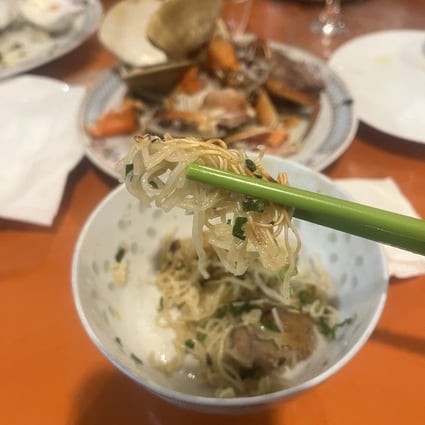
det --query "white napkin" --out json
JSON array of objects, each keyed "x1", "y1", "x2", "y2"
[
  {"x1": 335, "y1": 177, "x2": 425, "y2": 279},
  {"x1": 0, "y1": 75, "x2": 85, "y2": 226}
]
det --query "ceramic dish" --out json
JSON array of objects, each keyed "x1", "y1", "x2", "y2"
[
  {"x1": 79, "y1": 41, "x2": 357, "y2": 180},
  {"x1": 329, "y1": 30, "x2": 425, "y2": 144},
  {"x1": 72, "y1": 155, "x2": 388, "y2": 413},
  {"x1": 0, "y1": 0, "x2": 102, "y2": 80}
]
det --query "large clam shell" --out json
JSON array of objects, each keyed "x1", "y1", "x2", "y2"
[
  {"x1": 146, "y1": 0, "x2": 222, "y2": 59},
  {"x1": 99, "y1": 0, "x2": 167, "y2": 67}
]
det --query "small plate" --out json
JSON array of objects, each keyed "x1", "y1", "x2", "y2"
[
  {"x1": 329, "y1": 30, "x2": 425, "y2": 144},
  {"x1": 80, "y1": 42, "x2": 357, "y2": 179},
  {"x1": 0, "y1": 0, "x2": 103, "y2": 80}
]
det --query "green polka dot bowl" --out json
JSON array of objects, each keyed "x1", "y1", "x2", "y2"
[{"x1": 72, "y1": 154, "x2": 388, "y2": 414}]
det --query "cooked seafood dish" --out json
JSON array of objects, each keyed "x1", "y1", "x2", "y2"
[
  {"x1": 89, "y1": 0, "x2": 326, "y2": 157},
  {"x1": 89, "y1": 34, "x2": 325, "y2": 156}
]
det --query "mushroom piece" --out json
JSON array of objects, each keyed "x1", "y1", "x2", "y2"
[{"x1": 229, "y1": 309, "x2": 317, "y2": 373}]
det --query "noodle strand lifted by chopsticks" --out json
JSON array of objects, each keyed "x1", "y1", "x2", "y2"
[{"x1": 117, "y1": 133, "x2": 301, "y2": 302}]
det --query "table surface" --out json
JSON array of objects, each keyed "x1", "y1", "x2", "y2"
[{"x1": 1, "y1": 1, "x2": 425, "y2": 424}]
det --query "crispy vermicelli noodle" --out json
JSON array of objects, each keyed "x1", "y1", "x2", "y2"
[
  {"x1": 116, "y1": 134, "x2": 351, "y2": 397},
  {"x1": 117, "y1": 133, "x2": 300, "y2": 302}
]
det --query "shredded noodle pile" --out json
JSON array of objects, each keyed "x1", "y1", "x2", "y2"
[{"x1": 117, "y1": 133, "x2": 300, "y2": 302}]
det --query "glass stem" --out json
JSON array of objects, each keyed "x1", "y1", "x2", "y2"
[{"x1": 324, "y1": 0, "x2": 341, "y2": 19}]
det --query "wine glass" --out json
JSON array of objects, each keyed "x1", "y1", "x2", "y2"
[{"x1": 310, "y1": 0, "x2": 348, "y2": 36}]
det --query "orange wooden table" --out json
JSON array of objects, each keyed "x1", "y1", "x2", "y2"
[{"x1": 1, "y1": 1, "x2": 425, "y2": 424}]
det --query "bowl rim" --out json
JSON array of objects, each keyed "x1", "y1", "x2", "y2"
[{"x1": 71, "y1": 156, "x2": 389, "y2": 407}]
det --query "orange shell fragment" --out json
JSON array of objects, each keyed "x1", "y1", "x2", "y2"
[{"x1": 87, "y1": 99, "x2": 139, "y2": 138}]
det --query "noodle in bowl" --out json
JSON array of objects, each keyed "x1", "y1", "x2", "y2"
[{"x1": 72, "y1": 155, "x2": 388, "y2": 413}]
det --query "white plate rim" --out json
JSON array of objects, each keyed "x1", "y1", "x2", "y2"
[{"x1": 0, "y1": 0, "x2": 103, "y2": 81}]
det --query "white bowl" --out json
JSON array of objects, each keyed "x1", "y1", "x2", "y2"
[{"x1": 72, "y1": 156, "x2": 388, "y2": 413}]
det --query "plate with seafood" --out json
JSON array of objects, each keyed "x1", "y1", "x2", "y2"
[
  {"x1": 0, "y1": 0, "x2": 102, "y2": 80},
  {"x1": 80, "y1": 36, "x2": 357, "y2": 179}
]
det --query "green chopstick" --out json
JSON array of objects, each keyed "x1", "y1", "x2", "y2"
[{"x1": 186, "y1": 163, "x2": 425, "y2": 256}]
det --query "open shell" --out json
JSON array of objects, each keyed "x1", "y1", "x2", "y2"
[
  {"x1": 99, "y1": 0, "x2": 222, "y2": 67},
  {"x1": 99, "y1": 0, "x2": 167, "y2": 67},
  {"x1": 119, "y1": 59, "x2": 198, "y2": 101},
  {"x1": 146, "y1": 0, "x2": 222, "y2": 59}
]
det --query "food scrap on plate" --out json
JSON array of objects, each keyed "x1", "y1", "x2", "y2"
[{"x1": 87, "y1": 0, "x2": 325, "y2": 157}]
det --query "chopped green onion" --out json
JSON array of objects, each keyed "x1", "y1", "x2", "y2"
[
  {"x1": 239, "y1": 366, "x2": 261, "y2": 380},
  {"x1": 115, "y1": 336, "x2": 122, "y2": 346},
  {"x1": 278, "y1": 264, "x2": 298, "y2": 280},
  {"x1": 278, "y1": 264, "x2": 289, "y2": 280},
  {"x1": 115, "y1": 246, "x2": 126, "y2": 263},
  {"x1": 262, "y1": 320, "x2": 281, "y2": 333},
  {"x1": 298, "y1": 290, "x2": 313, "y2": 306},
  {"x1": 196, "y1": 332, "x2": 207, "y2": 342},
  {"x1": 245, "y1": 159, "x2": 257, "y2": 172},
  {"x1": 149, "y1": 180, "x2": 158, "y2": 189},
  {"x1": 214, "y1": 307, "x2": 226, "y2": 319},
  {"x1": 232, "y1": 216, "x2": 248, "y2": 240},
  {"x1": 242, "y1": 198, "x2": 266, "y2": 213},
  {"x1": 317, "y1": 316, "x2": 353, "y2": 340},
  {"x1": 158, "y1": 296, "x2": 164, "y2": 311},
  {"x1": 130, "y1": 353, "x2": 143, "y2": 365},
  {"x1": 125, "y1": 163, "x2": 134, "y2": 176},
  {"x1": 184, "y1": 339, "x2": 195, "y2": 349},
  {"x1": 230, "y1": 301, "x2": 256, "y2": 315},
  {"x1": 277, "y1": 357, "x2": 286, "y2": 366}
]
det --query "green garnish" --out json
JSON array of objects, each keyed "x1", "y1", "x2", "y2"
[
  {"x1": 254, "y1": 173, "x2": 263, "y2": 179},
  {"x1": 214, "y1": 307, "x2": 226, "y2": 319},
  {"x1": 317, "y1": 316, "x2": 353, "y2": 340},
  {"x1": 239, "y1": 366, "x2": 261, "y2": 380},
  {"x1": 298, "y1": 290, "x2": 313, "y2": 306},
  {"x1": 278, "y1": 264, "x2": 298, "y2": 280},
  {"x1": 130, "y1": 353, "x2": 143, "y2": 365},
  {"x1": 262, "y1": 320, "x2": 281, "y2": 333},
  {"x1": 149, "y1": 180, "x2": 158, "y2": 189},
  {"x1": 196, "y1": 332, "x2": 207, "y2": 342},
  {"x1": 158, "y1": 296, "x2": 164, "y2": 311},
  {"x1": 115, "y1": 336, "x2": 122, "y2": 346},
  {"x1": 245, "y1": 159, "x2": 257, "y2": 172},
  {"x1": 184, "y1": 339, "x2": 195, "y2": 349},
  {"x1": 232, "y1": 216, "x2": 248, "y2": 240},
  {"x1": 115, "y1": 246, "x2": 126, "y2": 263},
  {"x1": 242, "y1": 198, "x2": 265, "y2": 213},
  {"x1": 125, "y1": 163, "x2": 133, "y2": 176},
  {"x1": 230, "y1": 301, "x2": 256, "y2": 315}
]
